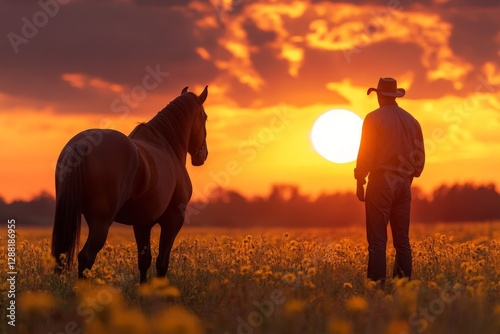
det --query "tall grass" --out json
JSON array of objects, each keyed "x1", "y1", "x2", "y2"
[{"x1": 1, "y1": 223, "x2": 499, "y2": 334}]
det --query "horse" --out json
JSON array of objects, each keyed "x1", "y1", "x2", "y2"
[{"x1": 51, "y1": 86, "x2": 208, "y2": 283}]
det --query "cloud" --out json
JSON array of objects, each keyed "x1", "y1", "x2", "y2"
[
  {"x1": 0, "y1": 0, "x2": 498, "y2": 112},
  {"x1": 61, "y1": 73, "x2": 124, "y2": 93},
  {"x1": 448, "y1": 9, "x2": 500, "y2": 67},
  {"x1": 204, "y1": 0, "x2": 499, "y2": 107},
  {"x1": 0, "y1": 0, "x2": 220, "y2": 113}
]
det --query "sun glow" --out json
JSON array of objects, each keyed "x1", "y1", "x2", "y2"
[{"x1": 310, "y1": 109, "x2": 363, "y2": 164}]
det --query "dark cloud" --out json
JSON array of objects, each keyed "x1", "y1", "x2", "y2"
[
  {"x1": 310, "y1": 0, "x2": 499, "y2": 8},
  {"x1": 134, "y1": 0, "x2": 191, "y2": 6},
  {"x1": 448, "y1": 0, "x2": 500, "y2": 7},
  {"x1": 323, "y1": 41, "x2": 424, "y2": 89},
  {"x1": 0, "y1": 0, "x2": 220, "y2": 113},
  {"x1": 448, "y1": 12, "x2": 499, "y2": 66},
  {"x1": 243, "y1": 20, "x2": 277, "y2": 46},
  {"x1": 222, "y1": 45, "x2": 349, "y2": 107},
  {"x1": 0, "y1": 0, "x2": 499, "y2": 112}
]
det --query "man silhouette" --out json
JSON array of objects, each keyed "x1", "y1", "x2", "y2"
[{"x1": 355, "y1": 77, "x2": 425, "y2": 287}]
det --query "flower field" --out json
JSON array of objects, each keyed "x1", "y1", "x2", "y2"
[{"x1": 1, "y1": 223, "x2": 499, "y2": 334}]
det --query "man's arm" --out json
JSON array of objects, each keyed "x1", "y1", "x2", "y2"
[
  {"x1": 354, "y1": 115, "x2": 376, "y2": 184},
  {"x1": 412, "y1": 122, "x2": 425, "y2": 177}
]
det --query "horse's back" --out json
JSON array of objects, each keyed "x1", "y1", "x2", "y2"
[
  {"x1": 56, "y1": 125, "x2": 191, "y2": 225},
  {"x1": 57, "y1": 129, "x2": 139, "y2": 219}
]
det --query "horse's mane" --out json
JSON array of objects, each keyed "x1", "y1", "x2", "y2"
[{"x1": 146, "y1": 93, "x2": 202, "y2": 154}]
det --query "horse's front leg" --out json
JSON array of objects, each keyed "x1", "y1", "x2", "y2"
[
  {"x1": 133, "y1": 224, "x2": 152, "y2": 283},
  {"x1": 156, "y1": 205, "x2": 185, "y2": 277}
]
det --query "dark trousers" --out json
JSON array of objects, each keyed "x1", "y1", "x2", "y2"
[{"x1": 365, "y1": 172, "x2": 413, "y2": 283}]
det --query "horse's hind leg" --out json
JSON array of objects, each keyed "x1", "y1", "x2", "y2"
[
  {"x1": 78, "y1": 219, "x2": 112, "y2": 278},
  {"x1": 156, "y1": 208, "x2": 184, "y2": 277},
  {"x1": 133, "y1": 224, "x2": 152, "y2": 283}
]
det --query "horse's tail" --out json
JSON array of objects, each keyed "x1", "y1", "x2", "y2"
[{"x1": 51, "y1": 148, "x2": 84, "y2": 270}]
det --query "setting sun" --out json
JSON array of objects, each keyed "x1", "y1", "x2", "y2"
[{"x1": 310, "y1": 109, "x2": 363, "y2": 164}]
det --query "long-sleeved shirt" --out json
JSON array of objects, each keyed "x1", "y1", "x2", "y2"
[{"x1": 354, "y1": 100, "x2": 425, "y2": 182}]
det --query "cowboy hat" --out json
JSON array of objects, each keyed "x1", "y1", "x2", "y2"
[{"x1": 367, "y1": 77, "x2": 405, "y2": 97}]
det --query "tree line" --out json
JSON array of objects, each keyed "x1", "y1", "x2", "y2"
[{"x1": 1, "y1": 183, "x2": 499, "y2": 228}]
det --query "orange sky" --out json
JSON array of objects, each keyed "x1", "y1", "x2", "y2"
[{"x1": 0, "y1": 0, "x2": 499, "y2": 202}]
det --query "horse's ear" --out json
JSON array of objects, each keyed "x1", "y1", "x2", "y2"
[
  {"x1": 182, "y1": 86, "x2": 188, "y2": 94},
  {"x1": 198, "y1": 85, "x2": 208, "y2": 104}
]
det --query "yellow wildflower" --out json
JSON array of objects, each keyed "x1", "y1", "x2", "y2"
[
  {"x1": 346, "y1": 296, "x2": 368, "y2": 313},
  {"x1": 139, "y1": 277, "x2": 180, "y2": 298},
  {"x1": 253, "y1": 269, "x2": 263, "y2": 277},
  {"x1": 427, "y1": 281, "x2": 438, "y2": 289},
  {"x1": 240, "y1": 265, "x2": 251, "y2": 274},
  {"x1": 284, "y1": 299, "x2": 305, "y2": 315},
  {"x1": 283, "y1": 272, "x2": 297, "y2": 284},
  {"x1": 328, "y1": 318, "x2": 352, "y2": 334},
  {"x1": 387, "y1": 319, "x2": 409, "y2": 334},
  {"x1": 151, "y1": 306, "x2": 204, "y2": 334},
  {"x1": 42, "y1": 251, "x2": 56, "y2": 268},
  {"x1": 19, "y1": 291, "x2": 56, "y2": 314},
  {"x1": 95, "y1": 278, "x2": 106, "y2": 285},
  {"x1": 365, "y1": 280, "x2": 377, "y2": 290},
  {"x1": 109, "y1": 308, "x2": 148, "y2": 334},
  {"x1": 82, "y1": 268, "x2": 94, "y2": 279},
  {"x1": 343, "y1": 282, "x2": 353, "y2": 290},
  {"x1": 307, "y1": 267, "x2": 317, "y2": 277}
]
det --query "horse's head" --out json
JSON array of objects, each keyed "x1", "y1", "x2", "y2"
[{"x1": 184, "y1": 86, "x2": 208, "y2": 166}]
